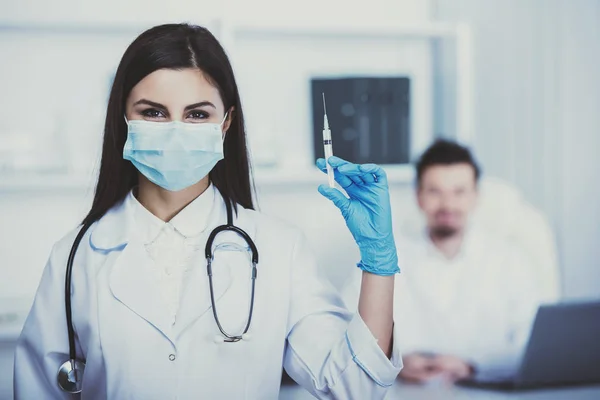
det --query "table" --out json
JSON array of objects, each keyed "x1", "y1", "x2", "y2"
[{"x1": 279, "y1": 382, "x2": 600, "y2": 399}]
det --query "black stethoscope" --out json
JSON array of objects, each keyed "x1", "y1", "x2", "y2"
[{"x1": 57, "y1": 198, "x2": 259, "y2": 393}]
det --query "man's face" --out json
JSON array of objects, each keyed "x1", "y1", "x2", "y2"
[{"x1": 417, "y1": 163, "x2": 478, "y2": 238}]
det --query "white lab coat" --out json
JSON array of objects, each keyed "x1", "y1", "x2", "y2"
[
  {"x1": 14, "y1": 188, "x2": 402, "y2": 399},
  {"x1": 343, "y1": 227, "x2": 548, "y2": 377}
]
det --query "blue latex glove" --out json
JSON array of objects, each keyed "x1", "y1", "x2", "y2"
[{"x1": 316, "y1": 156, "x2": 400, "y2": 276}]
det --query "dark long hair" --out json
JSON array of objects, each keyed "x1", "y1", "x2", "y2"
[{"x1": 82, "y1": 23, "x2": 254, "y2": 226}]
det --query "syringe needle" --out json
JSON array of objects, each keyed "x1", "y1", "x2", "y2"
[{"x1": 322, "y1": 93, "x2": 330, "y2": 130}]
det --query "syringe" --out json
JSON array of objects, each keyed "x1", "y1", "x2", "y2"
[{"x1": 322, "y1": 93, "x2": 335, "y2": 188}]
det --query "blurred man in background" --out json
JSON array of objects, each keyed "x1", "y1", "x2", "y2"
[
  {"x1": 340, "y1": 139, "x2": 551, "y2": 384},
  {"x1": 394, "y1": 139, "x2": 546, "y2": 384}
]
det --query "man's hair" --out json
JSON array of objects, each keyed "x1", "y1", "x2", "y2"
[{"x1": 415, "y1": 139, "x2": 481, "y2": 186}]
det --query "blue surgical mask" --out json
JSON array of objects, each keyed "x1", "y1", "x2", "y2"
[{"x1": 123, "y1": 114, "x2": 227, "y2": 191}]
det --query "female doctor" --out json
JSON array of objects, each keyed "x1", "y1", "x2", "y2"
[{"x1": 14, "y1": 23, "x2": 402, "y2": 399}]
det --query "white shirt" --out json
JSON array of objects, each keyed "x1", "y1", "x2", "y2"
[
  {"x1": 132, "y1": 187, "x2": 214, "y2": 326},
  {"x1": 344, "y1": 226, "x2": 546, "y2": 374}
]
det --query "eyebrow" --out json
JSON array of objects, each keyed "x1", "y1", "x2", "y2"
[{"x1": 132, "y1": 99, "x2": 217, "y2": 111}]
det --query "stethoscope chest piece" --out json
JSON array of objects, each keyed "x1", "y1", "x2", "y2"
[{"x1": 57, "y1": 359, "x2": 86, "y2": 393}]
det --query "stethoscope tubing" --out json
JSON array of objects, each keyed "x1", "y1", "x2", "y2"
[{"x1": 59, "y1": 196, "x2": 258, "y2": 392}]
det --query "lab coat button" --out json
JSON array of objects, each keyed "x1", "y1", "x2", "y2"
[{"x1": 169, "y1": 354, "x2": 176, "y2": 361}]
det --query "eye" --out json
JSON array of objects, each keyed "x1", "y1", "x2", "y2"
[
  {"x1": 186, "y1": 110, "x2": 209, "y2": 121},
  {"x1": 140, "y1": 108, "x2": 165, "y2": 120}
]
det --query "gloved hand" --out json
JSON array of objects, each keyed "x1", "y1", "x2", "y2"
[{"x1": 316, "y1": 156, "x2": 400, "y2": 276}]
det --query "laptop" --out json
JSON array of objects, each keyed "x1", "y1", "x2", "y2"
[{"x1": 459, "y1": 300, "x2": 600, "y2": 391}]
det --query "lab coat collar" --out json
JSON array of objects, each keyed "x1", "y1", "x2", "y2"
[
  {"x1": 109, "y1": 236, "x2": 176, "y2": 339},
  {"x1": 169, "y1": 184, "x2": 215, "y2": 238},
  {"x1": 89, "y1": 185, "x2": 216, "y2": 250},
  {"x1": 88, "y1": 196, "x2": 132, "y2": 252},
  {"x1": 129, "y1": 184, "x2": 216, "y2": 244}
]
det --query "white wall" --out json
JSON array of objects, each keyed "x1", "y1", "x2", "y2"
[{"x1": 433, "y1": 0, "x2": 600, "y2": 299}]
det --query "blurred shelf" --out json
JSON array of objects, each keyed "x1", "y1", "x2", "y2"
[
  {"x1": 0, "y1": 20, "x2": 201, "y2": 35},
  {"x1": 0, "y1": 297, "x2": 31, "y2": 342},
  {"x1": 0, "y1": 22, "x2": 147, "y2": 35},
  {"x1": 233, "y1": 22, "x2": 462, "y2": 40},
  {"x1": 0, "y1": 174, "x2": 94, "y2": 193},
  {"x1": 0, "y1": 20, "x2": 462, "y2": 38},
  {"x1": 0, "y1": 325, "x2": 22, "y2": 342},
  {"x1": 0, "y1": 165, "x2": 413, "y2": 193},
  {"x1": 254, "y1": 165, "x2": 414, "y2": 187},
  {"x1": 254, "y1": 168, "x2": 326, "y2": 186},
  {"x1": 379, "y1": 164, "x2": 415, "y2": 183}
]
